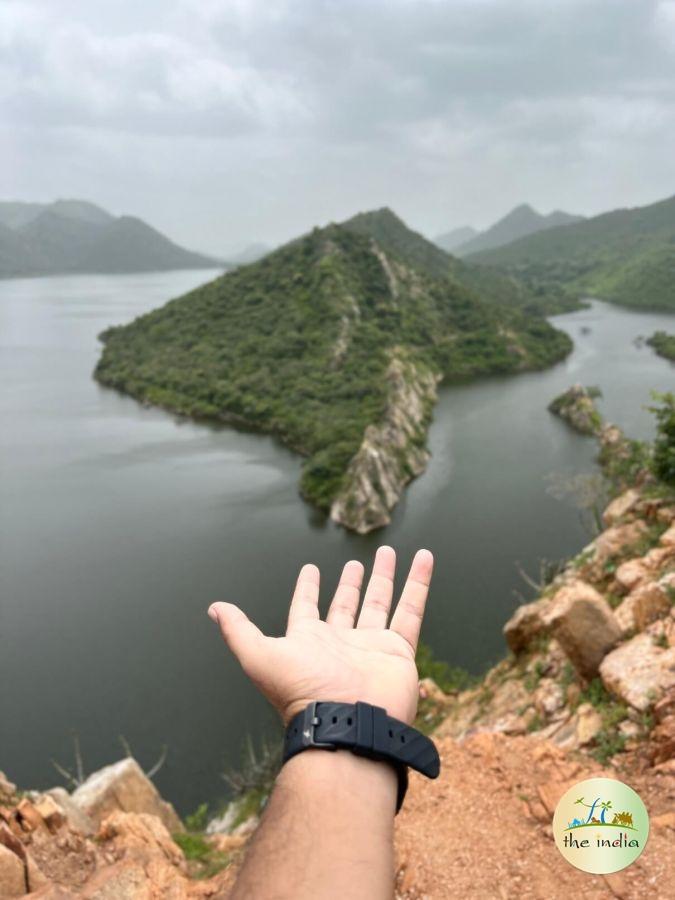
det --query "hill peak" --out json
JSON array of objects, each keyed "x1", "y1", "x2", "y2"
[{"x1": 455, "y1": 203, "x2": 583, "y2": 256}]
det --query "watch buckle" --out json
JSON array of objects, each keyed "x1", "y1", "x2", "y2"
[{"x1": 301, "y1": 701, "x2": 337, "y2": 750}]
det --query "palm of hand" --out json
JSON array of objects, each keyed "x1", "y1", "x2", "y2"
[
  {"x1": 259, "y1": 620, "x2": 419, "y2": 724},
  {"x1": 209, "y1": 546, "x2": 433, "y2": 726}
]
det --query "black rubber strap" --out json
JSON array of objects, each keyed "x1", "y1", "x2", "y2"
[{"x1": 282, "y1": 701, "x2": 440, "y2": 813}]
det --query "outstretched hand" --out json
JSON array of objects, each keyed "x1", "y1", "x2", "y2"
[{"x1": 208, "y1": 546, "x2": 434, "y2": 725}]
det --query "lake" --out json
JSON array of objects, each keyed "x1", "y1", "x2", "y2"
[{"x1": 1, "y1": 270, "x2": 673, "y2": 815}]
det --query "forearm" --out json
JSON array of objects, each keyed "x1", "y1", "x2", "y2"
[{"x1": 230, "y1": 749, "x2": 398, "y2": 900}]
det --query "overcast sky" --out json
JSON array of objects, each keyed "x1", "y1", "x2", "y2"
[{"x1": 2, "y1": 0, "x2": 675, "y2": 255}]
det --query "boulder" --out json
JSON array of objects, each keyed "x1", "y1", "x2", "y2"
[
  {"x1": 600, "y1": 633, "x2": 675, "y2": 711},
  {"x1": 592, "y1": 521, "x2": 648, "y2": 565},
  {"x1": 503, "y1": 598, "x2": 548, "y2": 654},
  {"x1": 603, "y1": 489, "x2": 641, "y2": 527},
  {"x1": 615, "y1": 558, "x2": 650, "y2": 592},
  {"x1": 657, "y1": 506, "x2": 675, "y2": 525},
  {"x1": 644, "y1": 545, "x2": 675, "y2": 572},
  {"x1": 15, "y1": 798, "x2": 46, "y2": 833},
  {"x1": 31, "y1": 796, "x2": 66, "y2": 833},
  {"x1": 615, "y1": 581, "x2": 672, "y2": 635},
  {"x1": 0, "y1": 842, "x2": 25, "y2": 897},
  {"x1": 546, "y1": 580, "x2": 621, "y2": 679},
  {"x1": 660, "y1": 523, "x2": 675, "y2": 548},
  {"x1": 71, "y1": 759, "x2": 182, "y2": 834}
]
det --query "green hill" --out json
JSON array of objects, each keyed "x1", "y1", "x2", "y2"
[
  {"x1": 95, "y1": 215, "x2": 571, "y2": 532},
  {"x1": 342, "y1": 207, "x2": 572, "y2": 314},
  {"x1": 0, "y1": 199, "x2": 219, "y2": 277},
  {"x1": 468, "y1": 194, "x2": 675, "y2": 310}
]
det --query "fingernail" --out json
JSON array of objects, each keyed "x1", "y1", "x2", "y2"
[{"x1": 207, "y1": 605, "x2": 219, "y2": 624}]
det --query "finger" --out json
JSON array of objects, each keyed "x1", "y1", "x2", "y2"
[
  {"x1": 208, "y1": 602, "x2": 265, "y2": 671},
  {"x1": 389, "y1": 549, "x2": 434, "y2": 653},
  {"x1": 357, "y1": 545, "x2": 396, "y2": 630},
  {"x1": 286, "y1": 563, "x2": 320, "y2": 631},
  {"x1": 326, "y1": 560, "x2": 364, "y2": 628}
]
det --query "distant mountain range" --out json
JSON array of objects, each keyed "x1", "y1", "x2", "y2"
[
  {"x1": 0, "y1": 199, "x2": 220, "y2": 278},
  {"x1": 95, "y1": 207, "x2": 571, "y2": 533},
  {"x1": 435, "y1": 204, "x2": 584, "y2": 257},
  {"x1": 434, "y1": 226, "x2": 478, "y2": 253},
  {"x1": 469, "y1": 193, "x2": 675, "y2": 310}
]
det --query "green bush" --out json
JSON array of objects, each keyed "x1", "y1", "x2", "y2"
[
  {"x1": 650, "y1": 392, "x2": 675, "y2": 485},
  {"x1": 416, "y1": 642, "x2": 476, "y2": 693}
]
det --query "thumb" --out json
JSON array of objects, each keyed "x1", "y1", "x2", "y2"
[{"x1": 208, "y1": 602, "x2": 265, "y2": 672}]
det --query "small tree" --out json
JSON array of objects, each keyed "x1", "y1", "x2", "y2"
[{"x1": 650, "y1": 392, "x2": 675, "y2": 486}]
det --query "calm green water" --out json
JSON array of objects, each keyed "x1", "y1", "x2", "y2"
[{"x1": 1, "y1": 270, "x2": 673, "y2": 814}]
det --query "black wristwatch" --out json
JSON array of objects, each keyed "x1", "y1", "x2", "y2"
[{"x1": 282, "y1": 701, "x2": 440, "y2": 813}]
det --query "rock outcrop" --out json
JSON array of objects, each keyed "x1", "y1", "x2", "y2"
[
  {"x1": 504, "y1": 579, "x2": 622, "y2": 674},
  {"x1": 0, "y1": 775, "x2": 237, "y2": 898},
  {"x1": 71, "y1": 758, "x2": 182, "y2": 834},
  {"x1": 600, "y1": 630, "x2": 675, "y2": 711},
  {"x1": 548, "y1": 384, "x2": 602, "y2": 435},
  {"x1": 330, "y1": 353, "x2": 439, "y2": 533}
]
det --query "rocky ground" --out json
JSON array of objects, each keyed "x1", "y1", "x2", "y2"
[
  {"x1": 2, "y1": 395, "x2": 674, "y2": 898},
  {"x1": 395, "y1": 480, "x2": 675, "y2": 899}
]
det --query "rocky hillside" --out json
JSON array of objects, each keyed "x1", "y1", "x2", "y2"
[
  {"x1": 3, "y1": 484, "x2": 673, "y2": 898},
  {"x1": 96, "y1": 213, "x2": 571, "y2": 533},
  {"x1": 2, "y1": 393, "x2": 674, "y2": 897}
]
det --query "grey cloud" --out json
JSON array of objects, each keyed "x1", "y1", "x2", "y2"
[{"x1": 2, "y1": 0, "x2": 675, "y2": 254}]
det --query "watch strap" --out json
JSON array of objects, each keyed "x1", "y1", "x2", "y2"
[{"x1": 282, "y1": 701, "x2": 440, "y2": 812}]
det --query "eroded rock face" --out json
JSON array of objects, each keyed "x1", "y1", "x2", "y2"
[
  {"x1": 71, "y1": 759, "x2": 182, "y2": 834},
  {"x1": 600, "y1": 633, "x2": 675, "y2": 711},
  {"x1": 330, "y1": 353, "x2": 439, "y2": 533}
]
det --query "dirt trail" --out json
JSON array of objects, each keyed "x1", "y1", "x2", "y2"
[{"x1": 394, "y1": 733, "x2": 675, "y2": 899}]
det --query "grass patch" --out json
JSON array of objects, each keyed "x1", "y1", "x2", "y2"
[
  {"x1": 579, "y1": 679, "x2": 629, "y2": 764},
  {"x1": 173, "y1": 832, "x2": 232, "y2": 881},
  {"x1": 416, "y1": 642, "x2": 476, "y2": 693}
]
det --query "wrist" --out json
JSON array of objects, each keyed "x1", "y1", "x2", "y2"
[{"x1": 278, "y1": 748, "x2": 398, "y2": 818}]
